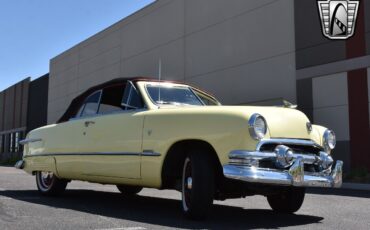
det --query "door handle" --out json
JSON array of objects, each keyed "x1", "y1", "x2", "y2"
[{"x1": 84, "y1": 121, "x2": 95, "y2": 127}]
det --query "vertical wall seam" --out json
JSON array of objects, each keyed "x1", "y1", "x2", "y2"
[{"x1": 19, "y1": 81, "x2": 23, "y2": 128}]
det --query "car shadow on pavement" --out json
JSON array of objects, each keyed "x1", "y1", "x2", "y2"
[
  {"x1": 0, "y1": 189, "x2": 323, "y2": 229},
  {"x1": 307, "y1": 188, "x2": 370, "y2": 198}
]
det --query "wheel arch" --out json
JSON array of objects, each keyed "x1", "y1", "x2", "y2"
[{"x1": 161, "y1": 139, "x2": 223, "y2": 189}]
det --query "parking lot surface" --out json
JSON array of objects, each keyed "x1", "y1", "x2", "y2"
[{"x1": 1, "y1": 166, "x2": 370, "y2": 230}]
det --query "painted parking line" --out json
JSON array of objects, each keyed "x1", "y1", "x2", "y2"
[{"x1": 0, "y1": 196, "x2": 41, "y2": 200}]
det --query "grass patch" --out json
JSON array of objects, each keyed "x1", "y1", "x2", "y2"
[
  {"x1": 0, "y1": 156, "x2": 21, "y2": 166},
  {"x1": 344, "y1": 168, "x2": 370, "y2": 184}
]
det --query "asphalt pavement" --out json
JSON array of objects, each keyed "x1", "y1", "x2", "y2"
[{"x1": 0, "y1": 166, "x2": 370, "y2": 230}]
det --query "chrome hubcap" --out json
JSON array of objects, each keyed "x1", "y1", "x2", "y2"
[
  {"x1": 186, "y1": 177, "x2": 192, "y2": 190},
  {"x1": 182, "y1": 158, "x2": 192, "y2": 212},
  {"x1": 40, "y1": 172, "x2": 53, "y2": 188}
]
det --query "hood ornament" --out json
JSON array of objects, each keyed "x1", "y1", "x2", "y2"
[
  {"x1": 283, "y1": 100, "x2": 297, "y2": 109},
  {"x1": 306, "y1": 122, "x2": 313, "y2": 132}
]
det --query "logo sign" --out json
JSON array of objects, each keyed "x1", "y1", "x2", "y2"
[{"x1": 317, "y1": 0, "x2": 359, "y2": 40}]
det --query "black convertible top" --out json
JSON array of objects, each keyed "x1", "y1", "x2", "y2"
[
  {"x1": 57, "y1": 77, "x2": 151, "y2": 123},
  {"x1": 57, "y1": 76, "x2": 216, "y2": 123}
]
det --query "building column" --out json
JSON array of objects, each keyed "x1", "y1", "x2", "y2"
[{"x1": 346, "y1": 1, "x2": 370, "y2": 169}]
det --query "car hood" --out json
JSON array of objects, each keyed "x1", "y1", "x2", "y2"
[{"x1": 157, "y1": 105, "x2": 312, "y2": 139}]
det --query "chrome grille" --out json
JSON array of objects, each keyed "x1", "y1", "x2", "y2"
[{"x1": 257, "y1": 139, "x2": 323, "y2": 156}]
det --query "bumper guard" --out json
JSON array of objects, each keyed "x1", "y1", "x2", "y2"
[{"x1": 223, "y1": 148, "x2": 343, "y2": 188}]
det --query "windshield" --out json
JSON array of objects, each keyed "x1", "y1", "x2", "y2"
[{"x1": 146, "y1": 85, "x2": 204, "y2": 106}]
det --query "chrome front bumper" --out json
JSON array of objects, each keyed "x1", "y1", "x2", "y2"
[
  {"x1": 14, "y1": 160, "x2": 25, "y2": 169},
  {"x1": 223, "y1": 149, "x2": 343, "y2": 188}
]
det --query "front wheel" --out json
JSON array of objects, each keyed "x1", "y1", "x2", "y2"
[
  {"x1": 181, "y1": 152, "x2": 215, "y2": 220},
  {"x1": 35, "y1": 171, "x2": 68, "y2": 196},
  {"x1": 267, "y1": 187, "x2": 305, "y2": 213}
]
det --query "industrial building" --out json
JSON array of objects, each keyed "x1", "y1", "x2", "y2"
[
  {"x1": 1, "y1": 0, "x2": 370, "y2": 171},
  {"x1": 0, "y1": 74, "x2": 49, "y2": 161}
]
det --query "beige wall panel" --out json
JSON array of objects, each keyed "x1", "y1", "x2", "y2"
[
  {"x1": 313, "y1": 106, "x2": 349, "y2": 141},
  {"x1": 185, "y1": 0, "x2": 276, "y2": 33},
  {"x1": 186, "y1": 53, "x2": 296, "y2": 105},
  {"x1": 79, "y1": 30, "x2": 122, "y2": 63},
  {"x1": 56, "y1": 80, "x2": 79, "y2": 98},
  {"x1": 48, "y1": 79, "x2": 78, "y2": 123},
  {"x1": 51, "y1": 51, "x2": 79, "y2": 74},
  {"x1": 121, "y1": 0, "x2": 185, "y2": 59},
  {"x1": 312, "y1": 72, "x2": 348, "y2": 109},
  {"x1": 47, "y1": 101, "x2": 57, "y2": 116},
  {"x1": 50, "y1": 65, "x2": 78, "y2": 91},
  {"x1": 47, "y1": 110, "x2": 59, "y2": 125},
  {"x1": 185, "y1": 0, "x2": 295, "y2": 77},
  {"x1": 51, "y1": 98, "x2": 66, "y2": 114},
  {"x1": 47, "y1": 0, "x2": 297, "y2": 124},
  {"x1": 49, "y1": 63, "x2": 78, "y2": 110},
  {"x1": 122, "y1": 39, "x2": 184, "y2": 81},
  {"x1": 78, "y1": 62, "x2": 121, "y2": 93},
  {"x1": 78, "y1": 47, "x2": 120, "y2": 79}
]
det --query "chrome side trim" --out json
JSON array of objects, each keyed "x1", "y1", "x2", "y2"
[
  {"x1": 23, "y1": 151, "x2": 161, "y2": 158},
  {"x1": 19, "y1": 138, "x2": 42, "y2": 145},
  {"x1": 256, "y1": 138, "x2": 322, "y2": 151},
  {"x1": 69, "y1": 108, "x2": 147, "y2": 121},
  {"x1": 142, "y1": 150, "x2": 161, "y2": 156},
  {"x1": 23, "y1": 152, "x2": 141, "y2": 158},
  {"x1": 223, "y1": 160, "x2": 343, "y2": 188}
]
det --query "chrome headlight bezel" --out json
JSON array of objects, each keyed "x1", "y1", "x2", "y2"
[
  {"x1": 323, "y1": 129, "x2": 336, "y2": 152},
  {"x1": 248, "y1": 113, "x2": 267, "y2": 140}
]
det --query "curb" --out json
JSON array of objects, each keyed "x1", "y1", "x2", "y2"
[{"x1": 339, "y1": 182, "x2": 370, "y2": 191}]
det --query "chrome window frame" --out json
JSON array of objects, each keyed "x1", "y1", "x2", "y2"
[
  {"x1": 78, "y1": 90, "x2": 103, "y2": 118},
  {"x1": 121, "y1": 80, "x2": 145, "y2": 110},
  {"x1": 191, "y1": 88, "x2": 221, "y2": 106},
  {"x1": 69, "y1": 82, "x2": 146, "y2": 122}
]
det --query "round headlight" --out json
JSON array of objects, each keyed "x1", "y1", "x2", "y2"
[
  {"x1": 323, "y1": 129, "x2": 336, "y2": 151},
  {"x1": 248, "y1": 114, "x2": 267, "y2": 140}
]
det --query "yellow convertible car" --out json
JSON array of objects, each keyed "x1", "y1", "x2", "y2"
[{"x1": 15, "y1": 77, "x2": 342, "y2": 219}]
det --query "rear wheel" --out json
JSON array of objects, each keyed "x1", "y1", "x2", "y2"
[
  {"x1": 181, "y1": 151, "x2": 215, "y2": 220},
  {"x1": 267, "y1": 187, "x2": 305, "y2": 213},
  {"x1": 36, "y1": 171, "x2": 68, "y2": 196},
  {"x1": 116, "y1": 185, "x2": 143, "y2": 196}
]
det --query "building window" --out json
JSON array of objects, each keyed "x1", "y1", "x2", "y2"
[
  {"x1": 3, "y1": 134, "x2": 7, "y2": 153},
  {"x1": 15, "y1": 132, "x2": 20, "y2": 153},
  {"x1": 0, "y1": 135, "x2": 3, "y2": 153},
  {"x1": 10, "y1": 133, "x2": 14, "y2": 153}
]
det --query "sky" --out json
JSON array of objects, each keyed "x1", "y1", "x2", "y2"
[{"x1": 0, "y1": 0, "x2": 154, "y2": 91}]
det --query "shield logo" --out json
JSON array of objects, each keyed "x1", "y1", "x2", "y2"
[{"x1": 317, "y1": 0, "x2": 359, "y2": 40}]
